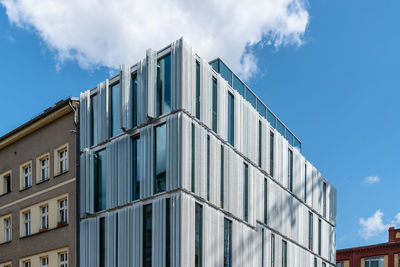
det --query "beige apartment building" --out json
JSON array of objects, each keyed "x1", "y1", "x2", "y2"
[{"x1": 0, "y1": 98, "x2": 78, "y2": 267}]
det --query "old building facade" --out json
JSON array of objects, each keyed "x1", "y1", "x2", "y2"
[{"x1": 0, "y1": 98, "x2": 78, "y2": 267}]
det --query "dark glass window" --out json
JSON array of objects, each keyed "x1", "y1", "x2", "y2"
[
  {"x1": 270, "y1": 132, "x2": 274, "y2": 177},
  {"x1": 322, "y1": 263, "x2": 326, "y2": 267},
  {"x1": 212, "y1": 78, "x2": 218, "y2": 132},
  {"x1": 271, "y1": 234, "x2": 275, "y2": 267},
  {"x1": 220, "y1": 61, "x2": 232, "y2": 86},
  {"x1": 4, "y1": 175, "x2": 10, "y2": 193},
  {"x1": 90, "y1": 93, "x2": 98, "y2": 146},
  {"x1": 196, "y1": 61, "x2": 201, "y2": 119},
  {"x1": 191, "y1": 123, "x2": 195, "y2": 193},
  {"x1": 195, "y1": 203, "x2": 203, "y2": 267},
  {"x1": 94, "y1": 149, "x2": 106, "y2": 212},
  {"x1": 143, "y1": 204, "x2": 152, "y2": 267},
  {"x1": 243, "y1": 163, "x2": 249, "y2": 222},
  {"x1": 156, "y1": 54, "x2": 171, "y2": 116},
  {"x1": 282, "y1": 240, "x2": 287, "y2": 267},
  {"x1": 224, "y1": 218, "x2": 232, "y2": 267},
  {"x1": 318, "y1": 219, "x2": 322, "y2": 255},
  {"x1": 323, "y1": 182, "x2": 327, "y2": 218},
  {"x1": 99, "y1": 217, "x2": 105, "y2": 267},
  {"x1": 264, "y1": 179, "x2": 268, "y2": 224},
  {"x1": 233, "y1": 74, "x2": 244, "y2": 96},
  {"x1": 309, "y1": 212, "x2": 313, "y2": 250},
  {"x1": 166, "y1": 199, "x2": 171, "y2": 267},
  {"x1": 131, "y1": 73, "x2": 137, "y2": 128},
  {"x1": 288, "y1": 149, "x2": 293, "y2": 192},
  {"x1": 207, "y1": 135, "x2": 210, "y2": 201},
  {"x1": 155, "y1": 124, "x2": 166, "y2": 194},
  {"x1": 261, "y1": 229, "x2": 265, "y2": 267},
  {"x1": 227, "y1": 93, "x2": 234, "y2": 146},
  {"x1": 132, "y1": 136, "x2": 140, "y2": 201},
  {"x1": 258, "y1": 121, "x2": 262, "y2": 167},
  {"x1": 220, "y1": 145, "x2": 224, "y2": 208},
  {"x1": 314, "y1": 258, "x2": 317, "y2": 267},
  {"x1": 111, "y1": 82, "x2": 122, "y2": 137}
]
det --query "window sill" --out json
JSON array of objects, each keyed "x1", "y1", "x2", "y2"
[
  {"x1": 36, "y1": 178, "x2": 50, "y2": 185},
  {"x1": 54, "y1": 170, "x2": 69, "y2": 179},
  {"x1": 0, "y1": 240, "x2": 11, "y2": 246},
  {"x1": 0, "y1": 191, "x2": 11, "y2": 197},
  {"x1": 39, "y1": 228, "x2": 48, "y2": 233},
  {"x1": 19, "y1": 186, "x2": 32, "y2": 192},
  {"x1": 57, "y1": 222, "x2": 68, "y2": 227}
]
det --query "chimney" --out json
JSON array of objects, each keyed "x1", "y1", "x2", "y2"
[{"x1": 388, "y1": 227, "x2": 400, "y2": 242}]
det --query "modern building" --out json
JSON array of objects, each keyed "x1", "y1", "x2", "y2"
[
  {"x1": 336, "y1": 227, "x2": 400, "y2": 267},
  {"x1": 0, "y1": 98, "x2": 79, "y2": 267},
  {"x1": 79, "y1": 38, "x2": 337, "y2": 267}
]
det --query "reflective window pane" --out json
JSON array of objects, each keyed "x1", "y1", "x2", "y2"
[
  {"x1": 157, "y1": 54, "x2": 171, "y2": 116},
  {"x1": 233, "y1": 74, "x2": 245, "y2": 96},
  {"x1": 220, "y1": 61, "x2": 232, "y2": 86},
  {"x1": 94, "y1": 149, "x2": 106, "y2": 212},
  {"x1": 90, "y1": 93, "x2": 98, "y2": 146},
  {"x1": 143, "y1": 204, "x2": 152, "y2": 267},
  {"x1": 155, "y1": 124, "x2": 167, "y2": 193},
  {"x1": 227, "y1": 93, "x2": 235, "y2": 146},
  {"x1": 132, "y1": 136, "x2": 140, "y2": 201}
]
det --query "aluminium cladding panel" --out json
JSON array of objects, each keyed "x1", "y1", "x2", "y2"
[{"x1": 80, "y1": 193, "x2": 181, "y2": 267}]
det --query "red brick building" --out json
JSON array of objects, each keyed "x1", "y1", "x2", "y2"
[{"x1": 336, "y1": 227, "x2": 400, "y2": 267}]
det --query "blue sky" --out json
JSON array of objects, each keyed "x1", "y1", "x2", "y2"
[{"x1": 1, "y1": 0, "x2": 400, "y2": 249}]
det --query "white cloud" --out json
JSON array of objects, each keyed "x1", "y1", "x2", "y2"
[
  {"x1": 359, "y1": 210, "x2": 390, "y2": 239},
  {"x1": 363, "y1": 176, "x2": 380, "y2": 184},
  {"x1": 1, "y1": 0, "x2": 309, "y2": 80},
  {"x1": 395, "y1": 213, "x2": 400, "y2": 224}
]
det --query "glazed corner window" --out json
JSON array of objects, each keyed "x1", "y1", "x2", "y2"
[
  {"x1": 282, "y1": 240, "x2": 287, "y2": 267},
  {"x1": 40, "y1": 256, "x2": 49, "y2": 267},
  {"x1": 40, "y1": 205, "x2": 49, "y2": 229},
  {"x1": 4, "y1": 217, "x2": 11, "y2": 242},
  {"x1": 227, "y1": 92, "x2": 234, "y2": 146},
  {"x1": 223, "y1": 218, "x2": 232, "y2": 267},
  {"x1": 23, "y1": 260, "x2": 31, "y2": 267},
  {"x1": 23, "y1": 211, "x2": 31, "y2": 236},
  {"x1": 58, "y1": 199, "x2": 68, "y2": 224},
  {"x1": 132, "y1": 136, "x2": 140, "y2": 201},
  {"x1": 110, "y1": 82, "x2": 122, "y2": 137},
  {"x1": 154, "y1": 124, "x2": 166, "y2": 194},
  {"x1": 90, "y1": 93, "x2": 99, "y2": 146},
  {"x1": 38, "y1": 154, "x2": 50, "y2": 182},
  {"x1": 3, "y1": 172, "x2": 11, "y2": 194},
  {"x1": 195, "y1": 203, "x2": 203, "y2": 267},
  {"x1": 59, "y1": 252, "x2": 68, "y2": 267},
  {"x1": 22, "y1": 163, "x2": 32, "y2": 189},
  {"x1": 288, "y1": 149, "x2": 293, "y2": 192},
  {"x1": 156, "y1": 54, "x2": 171, "y2": 117},
  {"x1": 243, "y1": 163, "x2": 249, "y2": 222},
  {"x1": 94, "y1": 149, "x2": 106, "y2": 212},
  {"x1": 55, "y1": 144, "x2": 68, "y2": 175},
  {"x1": 212, "y1": 77, "x2": 218, "y2": 132}
]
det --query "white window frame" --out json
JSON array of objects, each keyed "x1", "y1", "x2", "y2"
[
  {"x1": 4, "y1": 217, "x2": 11, "y2": 242},
  {"x1": 40, "y1": 157, "x2": 49, "y2": 181},
  {"x1": 23, "y1": 260, "x2": 31, "y2": 267},
  {"x1": 365, "y1": 256, "x2": 384, "y2": 267},
  {"x1": 3, "y1": 172, "x2": 11, "y2": 194},
  {"x1": 23, "y1": 165, "x2": 32, "y2": 189},
  {"x1": 58, "y1": 199, "x2": 68, "y2": 224},
  {"x1": 59, "y1": 252, "x2": 68, "y2": 267},
  {"x1": 59, "y1": 149, "x2": 68, "y2": 174},
  {"x1": 23, "y1": 211, "x2": 31, "y2": 236},
  {"x1": 40, "y1": 256, "x2": 49, "y2": 267},
  {"x1": 40, "y1": 205, "x2": 49, "y2": 229}
]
